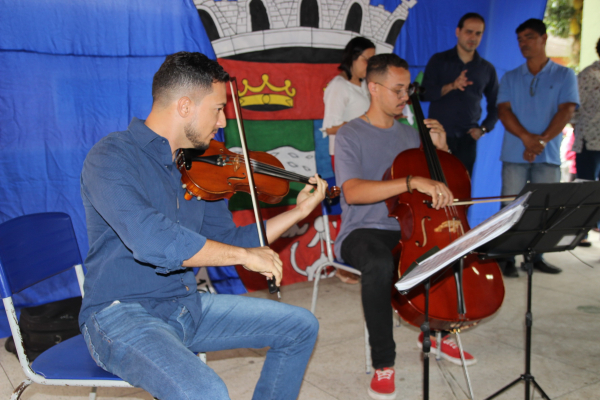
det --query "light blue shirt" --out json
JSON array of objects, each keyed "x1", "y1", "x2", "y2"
[{"x1": 498, "y1": 60, "x2": 579, "y2": 165}]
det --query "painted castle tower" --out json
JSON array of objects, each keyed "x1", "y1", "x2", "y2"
[{"x1": 194, "y1": 0, "x2": 416, "y2": 61}]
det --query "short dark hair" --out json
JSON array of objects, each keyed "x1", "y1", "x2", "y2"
[
  {"x1": 338, "y1": 37, "x2": 376, "y2": 81},
  {"x1": 458, "y1": 13, "x2": 485, "y2": 29},
  {"x1": 596, "y1": 37, "x2": 600, "y2": 58},
  {"x1": 366, "y1": 54, "x2": 409, "y2": 82},
  {"x1": 516, "y1": 18, "x2": 546, "y2": 36},
  {"x1": 152, "y1": 52, "x2": 230, "y2": 105}
]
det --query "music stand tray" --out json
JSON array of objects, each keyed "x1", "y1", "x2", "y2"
[
  {"x1": 479, "y1": 181, "x2": 600, "y2": 400},
  {"x1": 395, "y1": 193, "x2": 531, "y2": 400}
]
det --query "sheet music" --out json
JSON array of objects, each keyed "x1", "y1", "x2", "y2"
[{"x1": 395, "y1": 192, "x2": 531, "y2": 292}]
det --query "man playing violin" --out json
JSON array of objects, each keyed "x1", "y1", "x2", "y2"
[
  {"x1": 334, "y1": 54, "x2": 474, "y2": 400},
  {"x1": 79, "y1": 51, "x2": 328, "y2": 400}
]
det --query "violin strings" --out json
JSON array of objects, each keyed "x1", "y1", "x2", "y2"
[
  {"x1": 249, "y1": 161, "x2": 312, "y2": 183},
  {"x1": 219, "y1": 155, "x2": 312, "y2": 184},
  {"x1": 250, "y1": 160, "x2": 311, "y2": 183}
]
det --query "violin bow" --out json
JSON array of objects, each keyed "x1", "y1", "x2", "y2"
[{"x1": 229, "y1": 77, "x2": 281, "y2": 298}]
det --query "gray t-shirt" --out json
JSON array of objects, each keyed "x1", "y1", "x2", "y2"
[{"x1": 334, "y1": 118, "x2": 420, "y2": 262}]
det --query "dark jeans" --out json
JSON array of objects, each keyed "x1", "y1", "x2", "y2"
[
  {"x1": 447, "y1": 135, "x2": 477, "y2": 177},
  {"x1": 341, "y1": 228, "x2": 401, "y2": 369},
  {"x1": 576, "y1": 144, "x2": 600, "y2": 180},
  {"x1": 576, "y1": 144, "x2": 600, "y2": 231}
]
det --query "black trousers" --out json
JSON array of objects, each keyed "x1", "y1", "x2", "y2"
[
  {"x1": 576, "y1": 144, "x2": 600, "y2": 180},
  {"x1": 447, "y1": 135, "x2": 477, "y2": 177},
  {"x1": 341, "y1": 228, "x2": 401, "y2": 369}
]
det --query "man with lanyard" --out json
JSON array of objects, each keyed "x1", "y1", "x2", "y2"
[
  {"x1": 422, "y1": 12, "x2": 499, "y2": 176},
  {"x1": 334, "y1": 53, "x2": 475, "y2": 400},
  {"x1": 497, "y1": 19, "x2": 579, "y2": 277},
  {"x1": 79, "y1": 52, "x2": 327, "y2": 400}
]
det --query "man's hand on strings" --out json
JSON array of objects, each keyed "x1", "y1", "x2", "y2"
[
  {"x1": 296, "y1": 174, "x2": 328, "y2": 216},
  {"x1": 424, "y1": 119, "x2": 449, "y2": 152},
  {"x1": 411, "y1": 176, "x2": 454, "y2": 210},
  {"x1": 243, "y1": 246, "x2": 284, "y2": 286},
  {"x1": 264, "y1": 175, "x2": 327, "y2": 244}
]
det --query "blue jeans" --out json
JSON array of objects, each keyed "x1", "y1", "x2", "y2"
[
  {"x1": 501, "y1": 162, "x2": 560, "y2": 263},
  {"x1": 82, "y1": 293, "x2": 318, "y2": 400},
  {"x1": 501, "y1": 162, "x2": 561, "y2": 198}
]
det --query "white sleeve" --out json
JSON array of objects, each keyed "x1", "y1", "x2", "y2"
[{"x1": 322, "y1": 77, "x2": 350, "y2": 134}]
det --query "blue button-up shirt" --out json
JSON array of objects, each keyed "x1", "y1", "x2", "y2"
[
  {"x1": 422, "y1": 47, "x2": 499, "y2": 138},
  {"x1": 79, "y1": 118, "x2": 260, "y2": 327},
  {"x1": 498, "y1": 60, "x2": 579, "y2": 165}
]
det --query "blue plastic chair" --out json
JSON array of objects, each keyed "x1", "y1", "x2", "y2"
[{"x1": 0, "y1": 212, "x2": 132, "y2": 399}]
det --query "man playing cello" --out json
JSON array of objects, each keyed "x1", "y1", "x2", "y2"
[{"x1": 334, "y1": 54, "x2": 475, "y2": 400}]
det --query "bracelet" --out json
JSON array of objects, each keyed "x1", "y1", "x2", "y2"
[
  {"x1": 406, "y1": 175, "x2": 413, "y2": 194},
  {"x1": 539, "y1": 139, "x2": 546, "y2": 148}
]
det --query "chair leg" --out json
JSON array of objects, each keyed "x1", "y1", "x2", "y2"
[
  {"x1": 89, "y1": 386, "x2": 97, "y2": 400},
  {"x1": 310, "y1": 263, "x2": 329, "y2": 314},
  {"x1": 11, "y1": 379, "x2": 32, "y2": 400},
  {"x1": 364, "y1": 322, "x2": 372, "y2": 374}
]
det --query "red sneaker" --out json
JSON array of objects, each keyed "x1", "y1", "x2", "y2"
[
  {"x1": 368, "y1": 367, "x2": 396, "y2": 399},
  {"x1": 417, "y1": 332, "x2": 477, "y2": 366}
]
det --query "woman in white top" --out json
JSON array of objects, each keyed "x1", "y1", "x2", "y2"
[
  {"x1": 322, "y1": 37, "x2": 375, "y2": 284},
  {"x1": 323, "y1": 37, "x2": 376, "y2": 164}
]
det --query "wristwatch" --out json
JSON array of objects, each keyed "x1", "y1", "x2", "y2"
[{"x1": 480, "y1": 126, "x2": 488, "y2": 135}]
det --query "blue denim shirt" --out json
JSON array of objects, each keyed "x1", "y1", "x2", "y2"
[
  {"x1": 498, "y1": 61, "x2": 579, "y2": 165},
  {"x1": 422, "y1": 47, "x2": 499, "y2": 138},
  {"x1": 79, "y1": 118, "x2": 260, "y2": 327}
]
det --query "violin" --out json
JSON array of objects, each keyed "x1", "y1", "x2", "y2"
[
  {"x1": 177, "y1": 140, "x2": 340, "y2": 204},
  {"x1": 177, "y1": 77, "x2": 336, "y2": 297},
  {"x1": 384, "y1": 83, "x2": 505, "y2": 332}
]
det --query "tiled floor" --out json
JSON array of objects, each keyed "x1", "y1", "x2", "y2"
[{"x1": 2, "y1": 231, "x2": 599, "y2": 399}]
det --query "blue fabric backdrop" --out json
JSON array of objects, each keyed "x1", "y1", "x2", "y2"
[
  {"x1": 0, "y1": 0, "x2": 229, "y2": 337},
  {"x1": 0, "y1": 0, "x2": 546, "y2": 338}
]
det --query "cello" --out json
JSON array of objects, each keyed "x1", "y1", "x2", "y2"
[{"x1": 384, "y1": 83, "x2": 505, "y2": 332}]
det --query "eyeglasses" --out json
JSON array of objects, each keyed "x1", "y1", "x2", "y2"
[
  {"x1": 359, "y1": 54, "x2": 371, "y2": 62},
  {"x1": 374, "y1": 82, "x2": 415, "y2": 98},
  {"x1": 529, "y1": 76, "x2": 539, "y2": 97}
]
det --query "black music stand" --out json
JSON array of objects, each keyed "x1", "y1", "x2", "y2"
[
  {"x1": 395, "y1": 193, "x2": 531, "y2": 400},
  {"x1": 479, "y1": 181, "x2": 600, "y2": 400}
]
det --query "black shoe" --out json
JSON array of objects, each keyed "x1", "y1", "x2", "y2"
[
  {"x1": 502, "y1": 261, "x2": 519, "y2": 278},
  {"x1": 533, "y1": 260, "x2": 562, "y2": 274},
  {"x1": 577, "y1": 240, "x2": 592, "y2": 247}
]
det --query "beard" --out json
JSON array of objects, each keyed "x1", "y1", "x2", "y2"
[
  {"x1": 184, "y1": 122, "x2": 210, "y2": 151},
  {"x1": 458, "y1": 41, "x2": 477, "y2": 53}
]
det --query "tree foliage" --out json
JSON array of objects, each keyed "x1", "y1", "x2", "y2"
[{"x1": 544, "y1": 0, "x2": 575, "y2": 38}]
